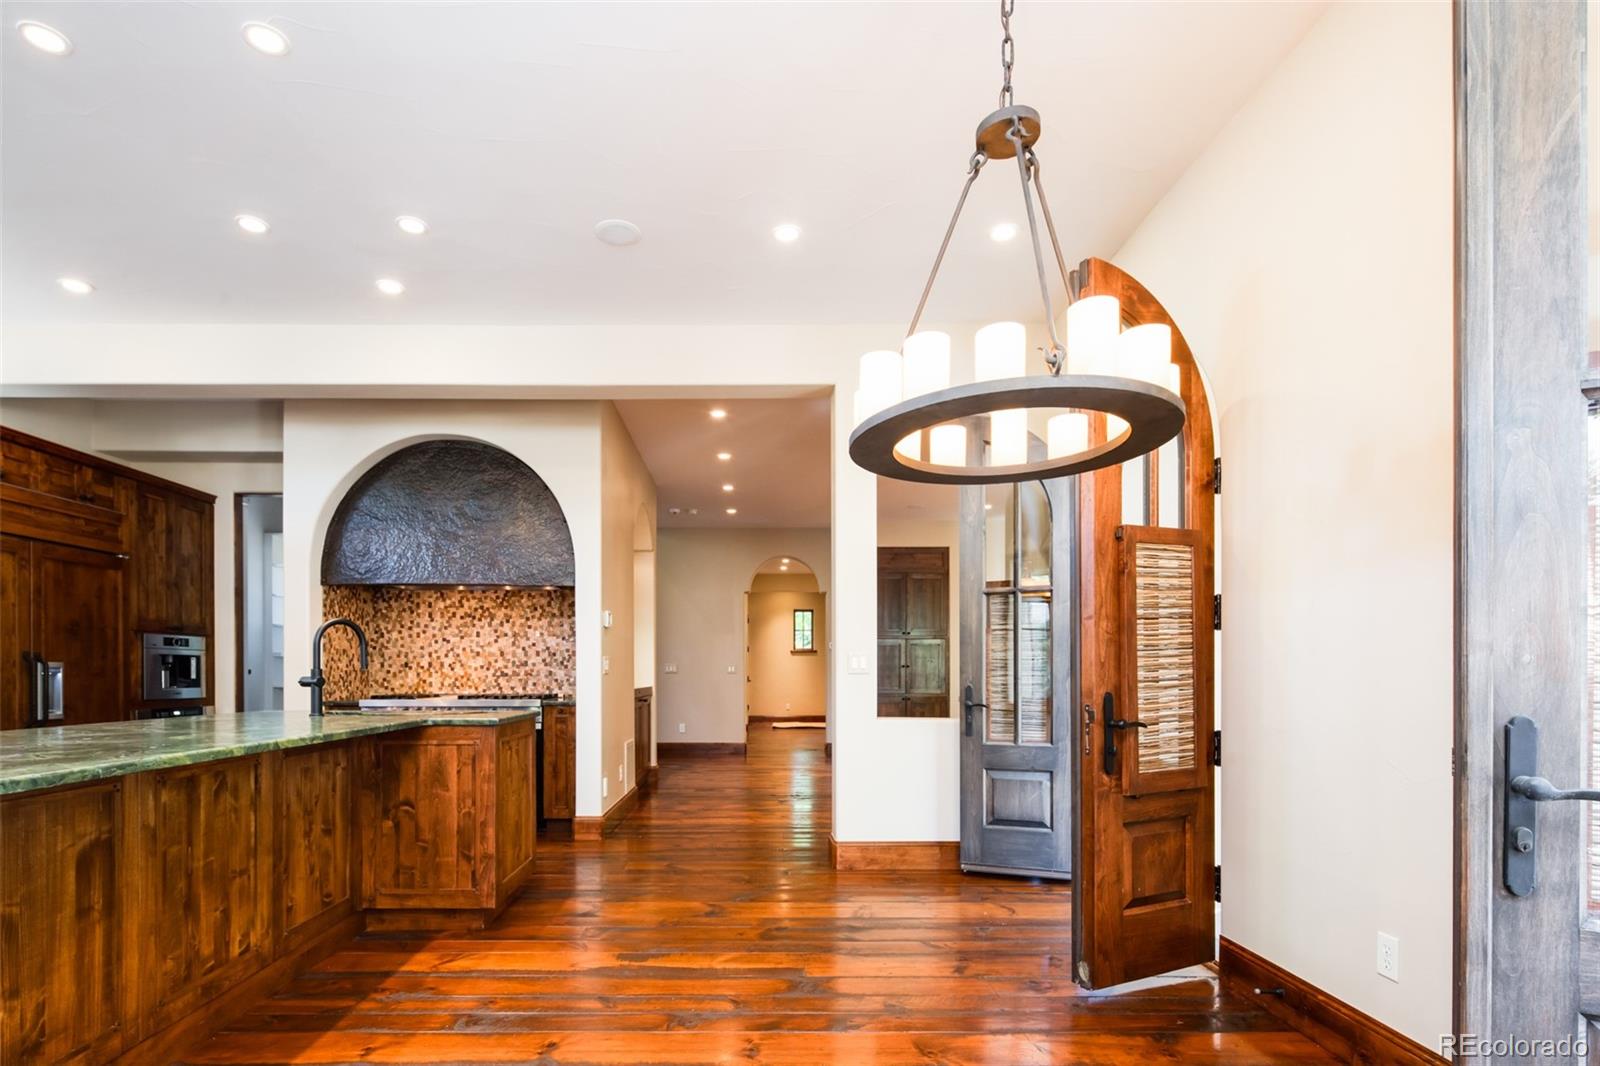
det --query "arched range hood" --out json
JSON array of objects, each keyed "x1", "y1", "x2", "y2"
[{"x1": 321, "y1": 439, "x2": 574, "y2": 588}]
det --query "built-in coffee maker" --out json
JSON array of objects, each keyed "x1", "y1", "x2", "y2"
[{"x1": 141, "y1": 632, "x2": 206, "y2": 701}]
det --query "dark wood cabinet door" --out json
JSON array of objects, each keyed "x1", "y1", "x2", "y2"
[
  {"x1": 542, "y1": 706, "x2": 576, "y2": 819},
  {"x1": 904, "y1": 638, "x2": 948, "y2": 717},
  {"x1": 0, "y1": 782, "x2": 122, "y2": 1065},
  {"x1": 34, "y1": 541, "x2": 124, "y2": 725},
  {"x1": 877, "y1": 572, "x2": 907, "y2": 636},
  {"x1": 170, "y1": 494, "x2": 210, "y2": 631},
  {"x1": 0, "y1": 534, "x2": 33, "y2": 730},
  {"x1": 905, "y1": 573, "x2": 947, "y2": 636},
  {"x1": 133, "y1": 485, "x2": 174, "y2": 629}
]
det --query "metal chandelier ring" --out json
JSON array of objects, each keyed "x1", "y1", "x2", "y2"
[{"x1": 848, "y1": 375, "x2": 1187, "y2": 486}]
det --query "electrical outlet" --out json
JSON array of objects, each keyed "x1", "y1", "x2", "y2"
[
  {"x1": 785, "y1": 702, "x2": 791, "y2": 710},
  {"x1": 618, "y1": 762, "x2": 625, "y2": 783},
  {"x1": 1376, "y1": 932, "x2": 1400, "y2": 983},
  {"x1": 602, "y1": 777, "x2": 609, "y2": 799},
  {"x1": 602, "y1": 656, "x2": 611, "y2": 675},
  {"x1": 677, "y1": 722, "x2": 686, "y2": 734},
  {"x1": 726, "y1": 665, "x2": 737, "y2": 674}
]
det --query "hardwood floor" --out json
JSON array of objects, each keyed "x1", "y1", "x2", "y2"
[{"x1": 180, "y1": 726, "x2": 1333, "y2": 1065}]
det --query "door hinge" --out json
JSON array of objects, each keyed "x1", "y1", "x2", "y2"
[
  {"x1": 1214, "y1": 864, "x2": 1222, "y2": 903},
  {"x1": 1213, "y1": 456, "x2": 1221, "y2": 494},
  {"x1": 1213, "y1": 594, "x2": 1222, "y2": 630},
  {"x1": 1211, "y1": 730, "x2": 1221, "y2": 767}
]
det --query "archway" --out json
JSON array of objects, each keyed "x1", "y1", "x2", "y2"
[{"x1": 743, "y1": 556, "x2": 827, "y2": 727}]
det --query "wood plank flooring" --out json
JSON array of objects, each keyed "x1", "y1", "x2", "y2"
[{"x1": 180, "y1": 726, "x2": 1333, "y2": 1064}]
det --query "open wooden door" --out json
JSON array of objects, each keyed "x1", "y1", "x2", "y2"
[{"x1": 1072, "y1": 257, "x2": 1218, "y2": 988}]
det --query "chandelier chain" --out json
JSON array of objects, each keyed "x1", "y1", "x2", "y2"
[{"x1": 999, "y1": 0, "x2": 1016, "y2": 107}]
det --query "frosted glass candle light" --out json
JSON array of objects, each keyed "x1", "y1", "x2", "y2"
[
  {"x1": 902, "y1": 330, "x2": 951, "y2": 398},
  {"x1": 1166, "y1": 362, "x2": 1183, "y2": 396},
  {"x1": 990, "y1": 409, "x2": 1028, "y2": 466},
  {"x1": 1066, "y1": 295, "x2": 1120, "y2": 376},
  {"x1": 858, "y1": 349, "x2": 903, "y2": 419},
  {"x1": 1047, "y1": 412, "x2": 1089, "y2": 459},
  {"x1": 929, "y1": 424, "x2": 968, "y2": 466},
  {"x1": 1117, "y1": 323, "x2": 1172, "y2": 387},
  {"x1": 975, "y1": 321, "x2": 1027, "y2": 381}
]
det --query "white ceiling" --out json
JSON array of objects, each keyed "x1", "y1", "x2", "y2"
[
  {"x1": 616, "y1": 395, "x2": 958, "y2": 527},
  {"x1": 2, "y1": 1, "x2": 1324, "y2": 326}
]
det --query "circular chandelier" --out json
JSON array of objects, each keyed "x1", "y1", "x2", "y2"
[{"x1": 848, "y1": 0, "x2": 1185, "y2": 486}]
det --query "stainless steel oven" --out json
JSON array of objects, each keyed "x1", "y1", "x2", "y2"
[{"x1": 142, "y1": 633, "x2": 206, "y2": 701}]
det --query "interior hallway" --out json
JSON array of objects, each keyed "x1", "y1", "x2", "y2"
[{"x1": 180, "y1": 727, "x2": 1332, "y2": 1064}]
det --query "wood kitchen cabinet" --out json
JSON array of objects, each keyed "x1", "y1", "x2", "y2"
[
  {"x1": 0, "y1": 426, "x2": 215, "y2": 726},
  {"x1": 542, "y1": 703, "x2": 576, "y2": 820},
  {"x1": 0, "y1": 533, "x2": 126, "y2": 729}
]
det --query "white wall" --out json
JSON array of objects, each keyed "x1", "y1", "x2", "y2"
[
  {"x1": 600, "y1": 403, "x2": 657, "y2": 799},
  {"x1": 655, "y1": 527, "x2": 831, "y2": 744},
  {"x1": 1112, "y1": 1, "x2": 1453, "y2": 1046}
]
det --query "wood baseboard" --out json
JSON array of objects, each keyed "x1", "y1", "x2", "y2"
[
  {"x1": 115, "y1": 913, "x2": 361, "y2": 1065},
  {"x1": 1218, "y1": 937, "x2": 1444, "y2": 1065},
  {"x1": 828, "y1": 834, "x2": 960, "y2": 871},
  {"x1": 657, "y1": 742, "x2": 747, "y2": 757},
  {"x1": 573, "y1": 778, "x2": 644, "y2": 840}
]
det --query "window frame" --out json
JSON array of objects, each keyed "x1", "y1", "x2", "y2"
[{"x1": 792, "y1": 608, "x2": 815, "y2": 653}]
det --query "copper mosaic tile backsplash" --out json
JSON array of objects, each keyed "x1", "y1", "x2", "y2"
[{"x1": 320, "y1": 585, "x2": 576, "y2": 700}]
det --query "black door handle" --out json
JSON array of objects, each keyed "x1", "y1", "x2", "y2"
[
  {"x1": 963, "y1": 684, "x2": 987, "y2": 737},
  {"x1": 1101, "y1": 692, "x2": 1148, "y2": 776},
  {"x1": 1504, "y1": 715, "x2": 1597, "y2": 898}
]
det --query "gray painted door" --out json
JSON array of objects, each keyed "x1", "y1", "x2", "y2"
[
  {"x1": 1456, "y1": 0, "x2": 1590, "y2": 1054},
  {"x1": 959, "y1": 465, "x2": 1073, "y2": 877}
]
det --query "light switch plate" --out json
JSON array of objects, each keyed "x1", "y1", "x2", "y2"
[
  {"x1": 677, "y1": 723, "x2": 686, "y2": 734},
  {"x1": 602, "y1": 656, "x2": 611, "y2": 675},
  {"x1": 602, "y1": 609, "x2": 614, "y2": 628},
  {"x1": 664, "y1": 663, "x2": 678, "y2": 674},
  {"x1": 601, "y1": 777, "x2": 609, "y2": 799},
  {"x1": 726, "y1": 665, "x2": 737, "y2": 674},
  {"x1": 847, "y1": 654, "x2": 870, "y2": 675}
]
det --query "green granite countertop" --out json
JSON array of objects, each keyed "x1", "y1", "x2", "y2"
[{"x1": 0, "y1": 708, "x2": 539, "y2": 797}]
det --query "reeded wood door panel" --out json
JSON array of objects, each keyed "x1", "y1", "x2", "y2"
[
  {"x1": 0, "y1": 782, "x2": 122, "y2": 1065},
  {"x1": 34, "y1": 541, "x2": 124, "y2": 725}
]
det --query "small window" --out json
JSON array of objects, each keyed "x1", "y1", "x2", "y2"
[{"x1": 793, "y1": 609, "x2": 815, "y2": 652}]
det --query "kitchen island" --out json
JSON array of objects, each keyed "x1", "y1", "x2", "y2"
[{"x1": 0, "y1": 709, "x2": 538, "y2": 1066}]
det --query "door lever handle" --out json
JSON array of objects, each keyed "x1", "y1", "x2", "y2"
[
  {"x1": 1510, "y1": 775, "x2": 1600, "y2": 803},
  {"x1": 962, "y1": 684, "x2": 987, "y2": 738},
  {"x1": 1101, "y1": 693, "x2": 1148, "y2": 776}
]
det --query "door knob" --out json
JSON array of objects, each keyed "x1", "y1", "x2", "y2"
[
  {"x1": 1504, "y1": 715, "x2": 1598, "y2": 897},
  {"x1": 963, "y1": 684, "x2": 987, "y2": 737}
]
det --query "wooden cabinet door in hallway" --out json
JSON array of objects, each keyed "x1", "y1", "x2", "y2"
[{"x1": 876, "y1": 548, "x2": 949, "y2": 718}]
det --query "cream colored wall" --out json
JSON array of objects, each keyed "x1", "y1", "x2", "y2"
[
  {"x1": 746, "y1": 578, "x2": 825, "y2": 717},
  {"x1": 656, "y1": 528, "x2": 831, "y2": 744},
  {"x1": 0, "y1": 399, "x2": 284, "y2": 713},
  {"x1": 600, "y1": 403, "x2": 657, "y2": 799},
  {"x1": 1112, "y1": 0, "x2": 1452, "y2": 1046}
]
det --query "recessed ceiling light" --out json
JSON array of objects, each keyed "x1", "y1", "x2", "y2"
[
  {"x1": 17, "y1": 20, "x2": 71, "y2": 56},
  {"x1": 235, "y1": 214, "x2": 270, "y2": 236},
  {"x1": 594, "y1": 218, "x2": 641, "y2": 247},
  {"x1": 396, "y1": 215, "x2": 428, "y2": 236},
  {"x1": 57, "y1": 277, "x2": 93, "y2": 295},
  {"x1": 772, "y1": 222, "x2": 802, "y2": 243},
  {"x1": 709, "y1": 408, "x2": 727, "y2": 420},
  {"x1": 241, "y1": 21, "x2": 290, "y2": 56},
  {"x1": 721, "y1": 484, "x2": 735, "y2": 493},
  {"x1": 375, "y1": 277, "x2": 405, "y2": 296},
  {"x1": 716, "y1": 451, "x2": 732, "y2": 461},
  {"x1": 989, "y1": 222, "x2": 1019, "y2": 242},
  {"x1": 725, "y1": 508, "x2": 738, "y2": 515}
]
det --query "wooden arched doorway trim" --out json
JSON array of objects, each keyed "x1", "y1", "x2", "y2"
[{"x1": 1071, "y1": 257, "x2": 1219, "y2": 988}]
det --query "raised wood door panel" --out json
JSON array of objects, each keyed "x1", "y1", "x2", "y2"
[
  {"x1": 0, "y1": 535, "x2": 33, "y2": 731},
  {"x1": 361, "y1": 728, "x2": 493, "y2": 909},
  {"x1": 274, "y1": 743, "x2": 354, "y2": 952},
  {"x1": 877, "y1": 572, "x2": 907, "y2": 636},
  {"x1": 1073, "y1": 258, "x2": 1216, "y2": 989},
  {"x1": 904, "y1": 638, "x2": 948, "y2": 717},
  {"x1": 34, "y1": 541, "x2": 125, "y2": 725},
  {"x1": 905, "y1": 573, "x2": 947, "y2": 636},
  {"x1": 132, "y1": 485, "x2": 174, "y2": 630},
  {"x1": 170, "y1": 493, "x2": 211, "y2": 632},
  {"x1": 0, "y1": 782, "x2": 122, "y2": 1066},
  {"x1": 123, "y1": 755, "x2": 272, "y2": 1037},
  {"x1": 633, "y1": 690, "x2": 653, "y2": 773},
  {"x1": 0, "y1": 483, "x2": 127, "y2": 557},
  {"x1": 0, "y1": 437, "x2": 114, "y2": 509},
  {"x1": 542, "y1": 706, "x2": 576, "y2": 820},
  {"x1": 494, "y1": 719, "x2": 536, "y2": 905}
]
